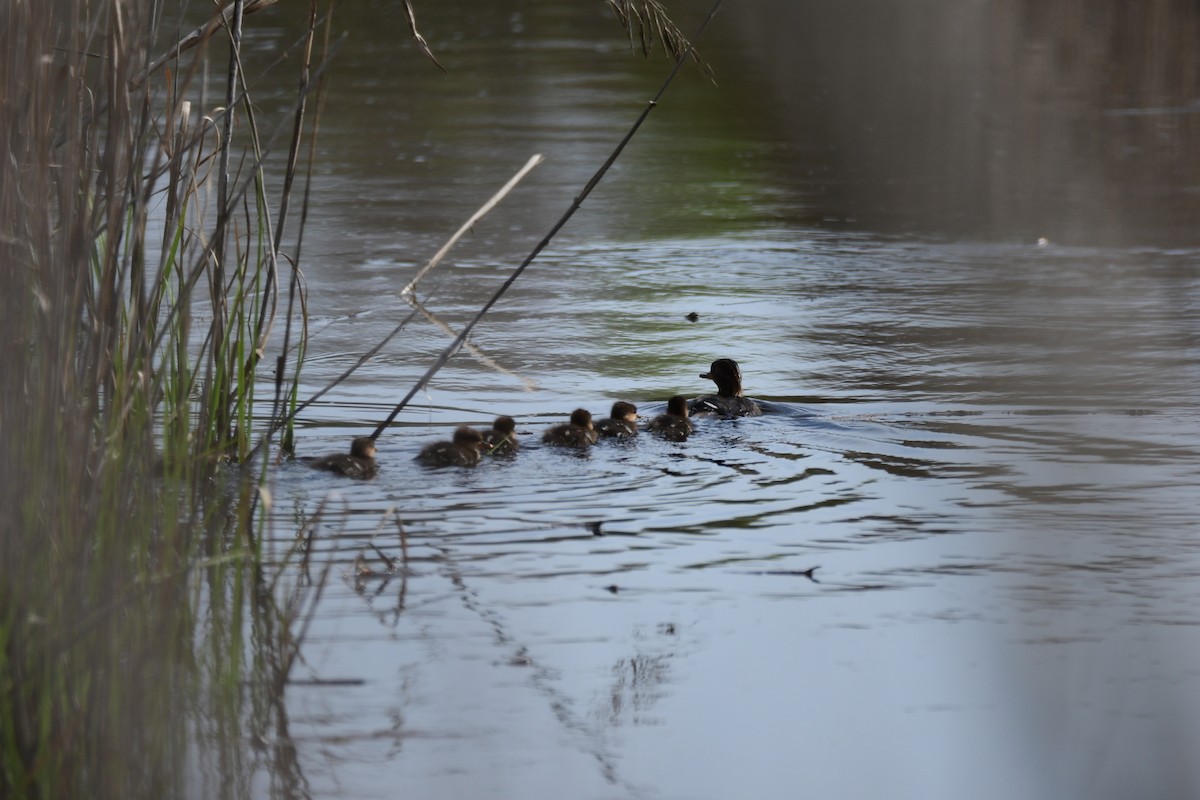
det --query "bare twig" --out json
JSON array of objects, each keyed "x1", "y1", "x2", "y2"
[
  {"x1": 256, "y1": 151, "x2": 544, "y2": 455},
  {"x1": 404, "y1": 294, "x2": 537, "y2": 390},
  {"x1": 401, "y1": 154, "x2": 543, "y2": 296},
  {"x1": 370, "y1": 0, "x2": 724, "y2": 441},
  {"x1": 402, "y1": 0, "x2": 447, "y2": 73},
  {"x1": 135, "y1": 0, "x2": 280, "y2": 87}
]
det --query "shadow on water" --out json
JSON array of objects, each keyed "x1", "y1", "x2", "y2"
[{"x1": 201, "y1": 1, "x2": 1200, "y2": 798}]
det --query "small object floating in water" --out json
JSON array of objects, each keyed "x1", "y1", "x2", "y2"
[
  {"x1": 301, "y1": 436, "x2": 378, "y2": 479},
  {"x1": 750, "y1": 566, "x2": 821, "y2": 583},
  {"x1": 648, "y1": 395, "x2": 694, "y2": 442},
  {"x1": 481, "y1": 415, "x2": 519, "y2": 456},
  {"x1": 595, "y1": 401, "x2": 639, "y2": 439},
  {"x1": 604, "y1": 584, "x2": 620, "y2": 594},
  {"x1": 686, "y1": 312, "x2": 700, "y2": 322},
  {"x1": 689, "y1": 358, "x2": 763, "y2": 418},
  {"x1": 542, "y1": 408, "x2": 598, "y2": 448},
  {"x1": 416, "y1": 426, "x2": 484, "y2": 468}
]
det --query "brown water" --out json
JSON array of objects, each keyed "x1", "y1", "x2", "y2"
[{"x1": 201, "y1": 2, "x2": 1200, "y2": 798}]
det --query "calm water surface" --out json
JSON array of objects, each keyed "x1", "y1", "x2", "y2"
[{"x1": 208, "y1": 2, "x2": 1200, "y2": 798}]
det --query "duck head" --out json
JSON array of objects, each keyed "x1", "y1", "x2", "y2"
[
  {"x1": 701, "y1": 359, "x2": 745, "y2": 397},
  {"x1": 453, "y1": 426, "x2": 485, "y2": 450},
  {"x1": 350, "y1": 436, "x2": 378, "y2": 459},
  {"x1": 610, "y1": 401, "x2": 638, "y2": 423},
  {"x1": 666, "y1": 395, "x2": 689, "y2": 418}
]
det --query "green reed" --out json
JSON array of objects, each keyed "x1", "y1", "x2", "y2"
[
  {"x1": 0, "y1": 0, "x2": 331, "y2": 796},
  {"x1": 0, "y1": 0, "x2": 710, "y2": 795}
]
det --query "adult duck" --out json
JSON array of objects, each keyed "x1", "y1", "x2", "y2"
[{"x1": 689, "y1": 358, "x2": 762, "y2": 418}]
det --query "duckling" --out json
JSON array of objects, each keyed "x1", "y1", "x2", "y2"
[
  {"x1": 689, "y1": 358, "x2": 762, "y2": 418},
  {"x1": 595, "y1": 401, "x2": 639, "y2": 439},
  {"x1": 648, "y1": 395, "x2": 694, "y2": 442},
  {"x1": 481, "y1": 415, "x2": 519, "y2": 456},
  {"x1": 416, "y1": 426, "x2": 484, "y2": 467},
  {"x1": 542, "y1": 408, "x2": 598, "y2": 448},
  {"x1": 302, "y1": 436, "x2": 378, "y2": 479}
]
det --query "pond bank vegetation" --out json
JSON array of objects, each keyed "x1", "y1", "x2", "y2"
[{"x1": 0, "y1": 1, "x2": 701, "y2": 796}]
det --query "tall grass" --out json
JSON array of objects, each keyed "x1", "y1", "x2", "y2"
[
  {"x1": 0, "y1": 0, "x2": 707, "y2": 795},
  {"x1": 0, "y1": 0, "x2": 330, "y2": 796}
]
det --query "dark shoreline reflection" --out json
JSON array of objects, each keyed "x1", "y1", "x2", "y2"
[{"x1": 731, "y1": 0, "x2": 1200, "y2": 245}]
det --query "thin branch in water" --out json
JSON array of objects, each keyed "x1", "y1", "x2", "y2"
[
  {"x1": 401, "y1": 154, "x2": 544, "y2": 296},
  {"x1": 402, "y1": 0, "x2": 447, "y2": 73},
  {"x1": 370, "y1": 0, "x2": 725, "y2": 441},
  {"x1": 257, "y1": 150, "x2": 545, "y2": 456},
  {"x1": 259, "y1": 306, "x2": 421, "y2": 460},
  {"x1": 135, "y1": 0, "x2": 281, "y2": 87},
  {"x1": 404, "y1": 293, "x2": 537, "y2": 391}
]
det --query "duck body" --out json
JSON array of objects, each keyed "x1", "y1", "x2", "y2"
[
  {"x1": 688, "y1": 358, "x2": 763, "y2": 418},
  {"x1": 302, "y1": 436, "x2": 378, "y2": 479},
  {"x1": 595, "y1": 401, "x2": 639, "y2": 439},
  {"x1": 416, "y1": 426, "x2": 484, "y2": 468},
  {"x1": 648, "y1": 395, "x2": 694, "y2": 442},
  {"x1": 689, "y1": 394, "x2": 762, "y2": 418},
  {"x1": 481, "y1": 415, "x2": 519, "y2": 456},
  {"x1": 542, "y1": 408, "x2": 598, "y2": 448}
]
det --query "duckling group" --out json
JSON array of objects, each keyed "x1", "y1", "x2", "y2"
[{"x1": 304, "y1": 359, "x2": 761, "y2": 477}]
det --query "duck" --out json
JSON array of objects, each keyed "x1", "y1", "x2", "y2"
[
  {"x1": 595, "y1": 401, "x2": 639, "y2": 439},
  {"x1": 688, "y1": 358, "x2": 762, "y2": 418},
  {"x1": 542, "y1": 408, "x2": 598, "y2": 448},
  {"x1": 648, "y1": 395, "x2": 694, "y2": 441},
  {"x1": 301, "y1": 436, "x2": 379, "y2": 479},
  {"x1": 481, "y1": 415, "x2": 519, "y2": 456},
  {"x1": 416, "y1": 425, "x2": 484, "y2": 467}
]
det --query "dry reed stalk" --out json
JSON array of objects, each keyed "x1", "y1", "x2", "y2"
[
  {"x1": 265, "y1": 0, "x2": 321, "y2": 453},
  {"x1": 401, "y1": 0, "x2": 447, "y2": 73},
  {"x1": 267, "y1": 152, "x2": 546, "y2": 456},
  {"x1": 370, "y1": 0, "x2": 724, "y2": 441},
  {"x1": 401, "y1": 154, "x2": 545, "y2": 295},
  {"x1": 136, "y1": 0, "x2": 281, "y2": 87},
  {"x1": 273, "y1": 10, "x2": 341, "y2": 456},
  {"x1": 0, "y1": 0, "x2": 347, "y2": 793},
  {"x1": 404, "y1": 295, "x2": 539, "y2": 390}
]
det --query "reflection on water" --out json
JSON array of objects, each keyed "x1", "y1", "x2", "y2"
[
  {"x1": 196, "y1": 1, "x2": 1200, "y2": 798},
  {"x1": 735, "y1": 0, "x2": 1200, "y2": 245},
  {"x1": 257, "y1": 232, "x2": 1200, "y2": 800}
]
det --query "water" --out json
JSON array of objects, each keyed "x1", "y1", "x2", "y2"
[{"x1": 210, "y1": 2, "x2": 1200, "y2": 798}]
